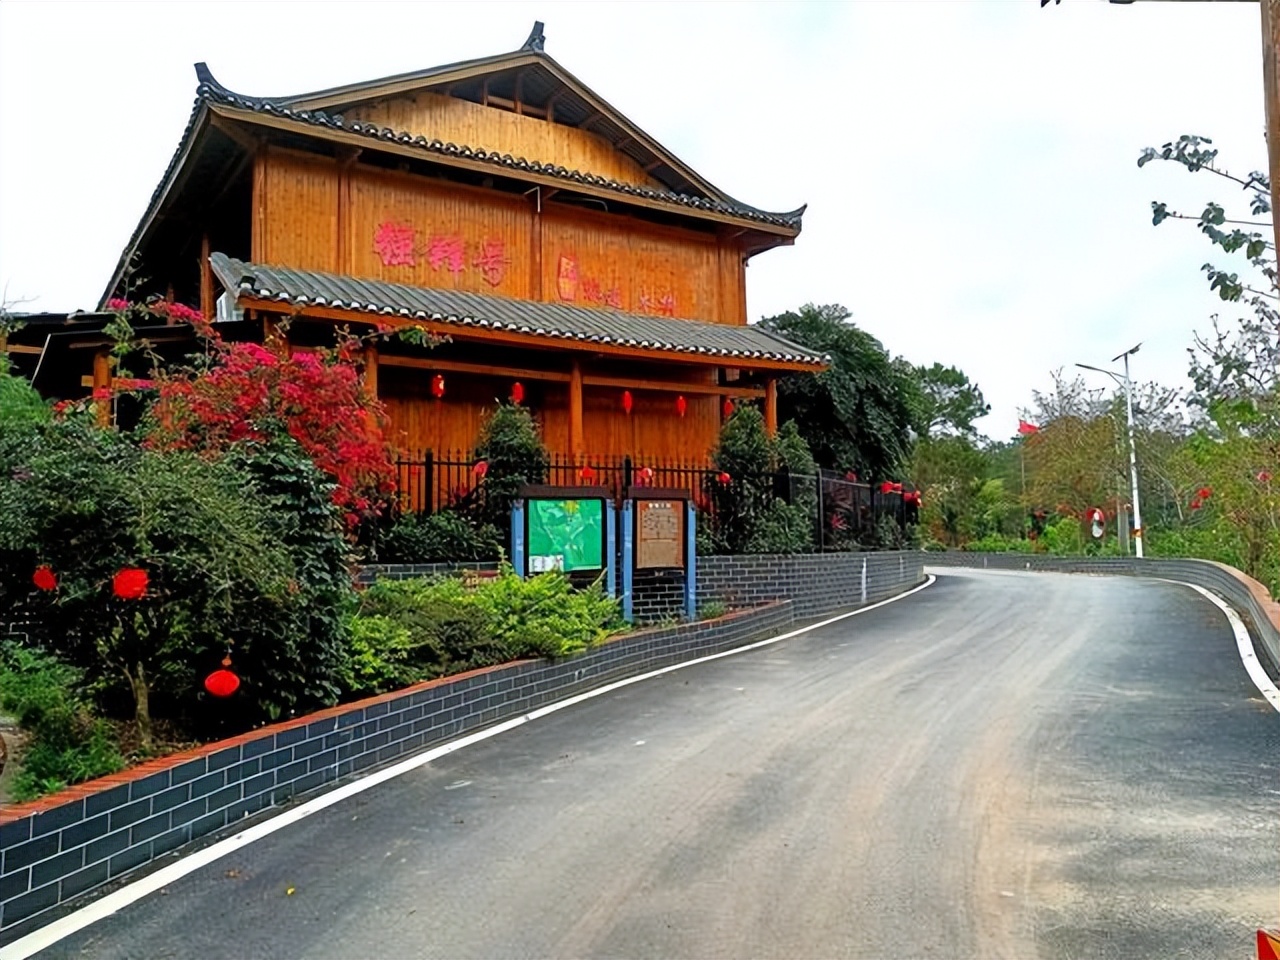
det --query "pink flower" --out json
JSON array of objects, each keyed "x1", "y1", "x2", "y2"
[{"x1": 1258, "y1": 471, "x2": 1273, "y2": 483}]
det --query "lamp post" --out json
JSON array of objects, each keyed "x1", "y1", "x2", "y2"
[{"x1": 1076, "y1": 342, "x2": 1145, "y2": 558}]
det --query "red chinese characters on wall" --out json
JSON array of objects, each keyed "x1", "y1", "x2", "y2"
[
  {"x1": 472, "y1": 237, "x2": 510, "y2": 287},
  {"x1": 372, "y1": 221, "x2": 507, "y2": 286},
  {"x1": 637, "y1": 287, "x2": 677, "y2": 317},
  {"x1": 558, "y1": 254, "x2": 623, "y2": 310},
  {"x1": 373, "y1": 221, "x2": 418, "y2": 267},
  {"x1": 426, "y1": 234, "x2": 466, "y2": 277}
]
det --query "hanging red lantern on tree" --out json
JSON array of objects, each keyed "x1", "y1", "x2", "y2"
[
  {"x1": 472, "y1": 460, "x2": 489, "y2": 478},
  {"x1": 637, "y1": 466, "x2": 654, "y2": 485},
  {"x1": 675, "y1": 395, "x2": 687, "y2": 418},
  {"x1": 511, "y1": 381, "x2": 524, "y2": 405},
  {"x1": 722, "y1": 398, "x2": 733, "y2": 419},
  {"x1": 32, "y1": 565, "x2": 57, "y2": 592},
  {"x1": 622, "y1": 390, "x2": 633, "y2": 414},
  {"x1": 431, "y1": 374, "x2": 446, "y2": 399},
  {"x1": 717, "y1": 471, "x2": 732, "y2": 485},
  {"x1": 204, "y1": 656, "x2": 240, "y2": 698},
  {"x1": 113, "y1": 567, "x2": 148, "y2": 600},
  {"x1": 580, "y1": 464, "x2": 597, "y2": 482}
]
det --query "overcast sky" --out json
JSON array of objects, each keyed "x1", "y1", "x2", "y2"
[{"x1": 0, "y1": 0, "x2": 1270, "y2": 437}]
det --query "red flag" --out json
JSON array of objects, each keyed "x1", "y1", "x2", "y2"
[{"x1": 1018, "y1": 419, "x2": 1039, "y2": 435}]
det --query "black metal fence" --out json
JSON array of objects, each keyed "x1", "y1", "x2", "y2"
[{"x1": 392, "y1": 449, "x2": 917, "y2": 552}]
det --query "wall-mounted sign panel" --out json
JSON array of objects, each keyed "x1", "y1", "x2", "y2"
[
  {"x1": 527, "y1": 497, "x2": 605, "y2": 572},
  {"x1": 636, "y1": 499, "x2": 685, "y2": 569}
]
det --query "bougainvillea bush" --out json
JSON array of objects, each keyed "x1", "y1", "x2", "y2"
[{"x1": 146, "y1": 340, "x2": 395, "y2": 530}]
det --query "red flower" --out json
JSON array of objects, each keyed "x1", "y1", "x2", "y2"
[
  {"x1": 880, "y1": 481, "x2": 894, "y2": 494},
  {"x1": 1190, "y1": 497, "x2": 1203, "y2": 511},
  {"x1": 845, "y1": 471, "x2": 858, "y2": 482},
  {"x1": 1197, "y1": 486, "x2": 1213, "y2": 500},
  {"x1": 830, "y1": 513, "x2": 847, "y2": 531},
  {"x1": 1258, "y1": 471, "x2": 1273, "y2": 483},
  {"x1": 91, "y1": 387, "x2": 112, "y2": 401},
  {"x1": 717, "y1": 471, "x2": 731, "y2": 485},
  {"x1": 636, "y1": 466, "x2": 654, "y2": 485},
  {"x1": 32, "y1": 565, "x2": 57, "y2": 592},
  {"x1": 112, "y1": 567, "x2": 148, "y2": 600},
  {"x1": 472, "y1": 460, "x2": 489, "y2": 478}
]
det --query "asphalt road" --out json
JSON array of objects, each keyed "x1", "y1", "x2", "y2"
[{"x1": 27, "y1": 569, "x2": 1280, "y2": 959}]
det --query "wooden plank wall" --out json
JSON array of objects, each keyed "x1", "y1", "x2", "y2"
[
  {"x1": 254, "y1": 149, "x2": 748, "y2": 325},
  {"x1": 345, "y1": 91, "x2": 664, "y2": 190}
]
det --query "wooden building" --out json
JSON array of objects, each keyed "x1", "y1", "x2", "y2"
[{"x1": 19, "y1": 23, "x2": 826, "y2": 465}]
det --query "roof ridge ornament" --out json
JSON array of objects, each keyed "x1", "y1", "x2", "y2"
[{"x1": 521, "y1": 21, "x2": 546, "y2": 52}]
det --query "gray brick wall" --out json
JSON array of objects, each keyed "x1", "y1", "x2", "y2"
[
  {"x1": 0, "y1": 600, "x2": 793, "y2": 932},
  {"x1": 697, "y1": 551, "x2": 925, "y2": 620}
]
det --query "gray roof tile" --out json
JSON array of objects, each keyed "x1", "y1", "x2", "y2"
[{"x1": 210, "y1": 254, "x2": 827, "y2": 369}]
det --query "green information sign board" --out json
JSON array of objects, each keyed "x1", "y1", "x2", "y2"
[{"x1": 527, "y1": 498, "x2": 604, "y2": 572}]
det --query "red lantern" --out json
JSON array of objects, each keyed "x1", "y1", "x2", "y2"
[
  {"x1": 32, "y1": 565, "x2": 57, "y2": 592},
  {"x1": 472, "y1": 460, "x2": 489, "y2": 478},
  {"x1": 676, "y1": 395, "x2": 687, "y2": 418},
  {"x1": 431, "y1": 374, "x2": 445, "y2": 399},
  {"x1": 113, "y1": 567, "x2": 148, "y2": 600},
  {"x1": 622, "y1": 390, "x2": 633, "y2": 415},
  {"x1": 717, "y1": 471, "x2": 731, "y2": 485},
  {"x1": 511, "y1": 381, "x2": 525, "y2": 405},
  {"x1": 580, "y1": 464, "x2": 597, "y2": 482},
  {"x1": 204, "y1": 656, "x2": 240, "y2": 698},
  {"x1": 637, "y1": 466, "x2": 654, "y2": 486},
  {"x1": 722, "y1": 398, "x2": 733, "y2": 419},
  {"x1": 880, "y1": 481, "x2": 894, "y2": 494},
  {"x1": 845, "y1": 471, "x2": 858, "y2": 482}
]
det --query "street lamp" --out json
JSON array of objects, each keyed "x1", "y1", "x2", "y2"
[{"x1": 1076, "y1": 342, "x2": 1145, "y2": 559}]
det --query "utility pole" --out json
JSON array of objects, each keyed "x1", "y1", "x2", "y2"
[{"x1": 1077, "y1": 343, "x2": 1145, "y2": 558}]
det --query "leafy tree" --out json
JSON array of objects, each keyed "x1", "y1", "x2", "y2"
[
  {"x1": 758, "y1": 304, "x2": 919, "y2": 479},
  {"x1": 471, "y1": 402, "x2": 550, "y2": 533},
  {"x1": 914, "y1": 363, "x2": 990, "y2": 438}
]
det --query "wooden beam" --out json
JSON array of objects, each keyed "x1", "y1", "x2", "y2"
[
  {"x1": 92, "y1": 350, "x2": 111, "y2": 427},
  {"x1": 378, "y1": 354, "x2": 571, "y2": 382},
  {"x1": 374, "y1": 354, "x2": 766, "y2": 397},
  {"x1": 514, "y1": 72, "x2": 524, "y2": 116},
  {"x1": 363, "y1": 342, "x2": 378, "y2": 400},
  {"x1": 764, "y1": 378, "x2": 778, "y2": 437},
  {"x1": 200, "y1": 233, "x2": 214, "y2": 322},
  {"x1": 239, "y1": 297, "x2": 823, "y2": 373},
  {"x1": 582, "y1": 373, "x2": 764, "y2": 398},
  {"x1": 569, "y1": 360, "x2": 584, "y2": 457},
  {"x1": 580, "y1": 110, "x2": 604, "y2": 129},
  {"x1": 251, "y1": 147, "x2": 267, "y2": 260},
  {"x1": 208, "y1": 112, "x2": 263, "y2": 153},
  {"x1": 4, "y1": 344, "x2": 42, "y2": 355}
]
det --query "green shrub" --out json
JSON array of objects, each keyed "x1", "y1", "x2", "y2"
[
  {"x1": 468, "y1": 568, "x2": 622, "y2": 659},
  {"x1": 0, "y1": 643, "x2": 124, "y2": 800},
  {"x1": 472, "y1": 404, "x2": 549, "y2": 531},
  {"x1": 339, "y1": 614, "x2": 421, "y2": 695},
  {"x1": 355, "y1": 577, "x2": 501, "y2": 676},
  {"x1": 704, "y1": 407, "x2": 816, "y2": 555},
  {"x1": 376, "y1": 510, "x2": 503, "y2": 563}
]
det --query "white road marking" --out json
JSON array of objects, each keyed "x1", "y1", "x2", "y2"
[
  {"x1": 0, "y1": 576, "x2": 936, "y2": 959},
  {"x1": 1162, "y1": 579, "x2": 1280, "y2": 714}
]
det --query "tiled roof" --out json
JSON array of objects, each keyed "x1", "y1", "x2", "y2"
[
  {"x1": 210, "y1": 254, "x2": 827, "y2": 369},
  {"x1": 194, "y1": 76, "x2": 804, "y2": 231}
]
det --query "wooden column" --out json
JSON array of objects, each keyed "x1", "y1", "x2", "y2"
[
  {"x1": 200, "y1": 233, "x2": 214, "y2": 322},
  {"x1": 569, "y1": 359, "x2": 584, "y2": 457},
  {"x1": 92, "y1": 349, "x2": 111, "y2": 427},
  {"x1": 764, "y1": 378, "x2": 778, "y2": 436},
  {"x1": 363, "y1": 342, "x2": 379, "y2": 400},
  {"x1": 530, "y1": 189, "x2": 543, "y2": 300}
]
